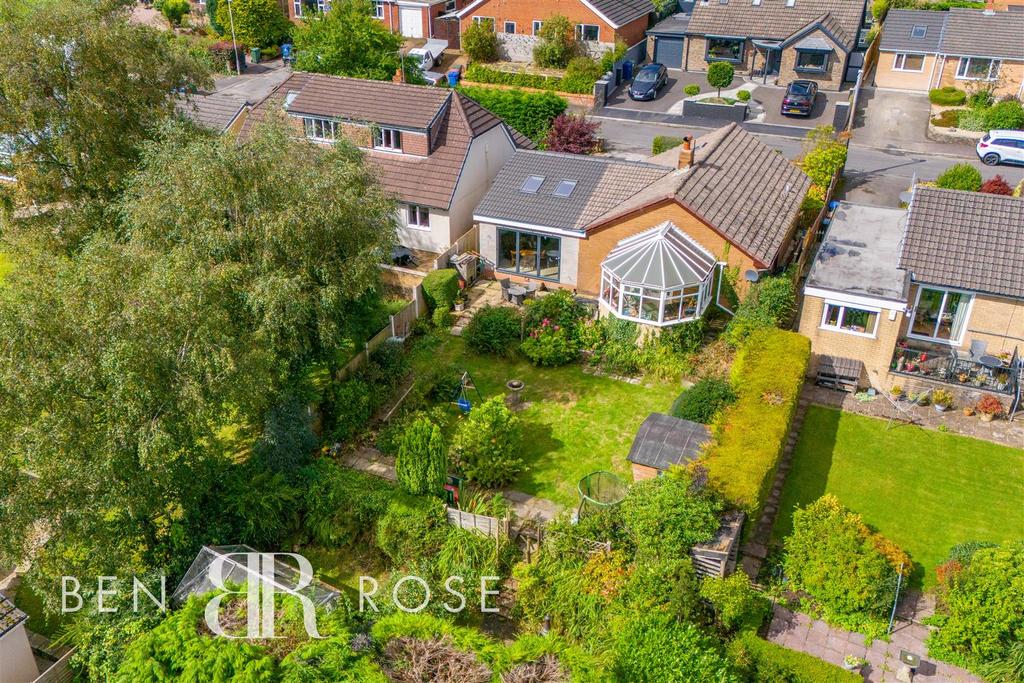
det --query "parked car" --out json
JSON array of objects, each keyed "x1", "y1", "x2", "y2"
[
  {"x1": 780, "y1": 80, "x2": 818, "y2": 117},
  {"x1": 977, "y1": 130, "x2": 1024, "y2": 166},
  {"x1": 628, "y1": 63, "x2": 668, "y2": 101},
  {"x1": 408, "y1": 39, "x2": 448, "y2": 85}
]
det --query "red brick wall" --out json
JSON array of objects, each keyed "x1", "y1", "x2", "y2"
[
  {"x1": 401, "y1": 131, "x2": 430, "y2": 156},
  {"x1": 460, "y1": 0, "x2": 644, "y2": 45}
]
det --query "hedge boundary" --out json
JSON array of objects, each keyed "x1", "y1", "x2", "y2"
[{"x1": 729, "y1": 631, "x2": 862, "y2": 683}]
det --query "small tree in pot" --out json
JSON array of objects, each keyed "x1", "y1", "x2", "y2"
[{"x1": 707, "y1": 61, "x2": 734, "y2": 99}]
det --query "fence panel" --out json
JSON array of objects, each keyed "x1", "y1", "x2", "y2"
[
  {"x1": 337, "y1": 284, "x2": 425, "y2": 381},
  {"x1": 446, "y1": 507, "x2": 509, "y2": 538},
  {"x1": 433, "y1": 224, "x2": 480, "y2": 271}
]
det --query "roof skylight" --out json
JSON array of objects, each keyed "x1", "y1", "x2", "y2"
[
  {"x1": 553, "y1": 179, "x2": 578, "y2": 198},
  {"x1": 521, "y1": 175, "x2": 545, "y2": 193},
  {"x1": 911, "y1": 25, "x2": 927, "y2": 38}
]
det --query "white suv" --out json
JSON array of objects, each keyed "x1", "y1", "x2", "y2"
[{"x1": 976, "y1": 130, "x2": 1024, "y2": 166}]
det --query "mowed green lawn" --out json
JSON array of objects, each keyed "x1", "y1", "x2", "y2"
[
  {"x1": 772, "y1": 405, "x2": 1024, "y2": 587},
  {"x1": 408, "y1": 334, "x2": 680, "y2": 507}
]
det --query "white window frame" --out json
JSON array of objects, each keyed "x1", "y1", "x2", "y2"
[
  {"x1": 892, "y1": 52, "x2": 925, "y2": 73},
  {"x1": 373, "y1": 1, "x2": 385, "y2": 18},
  {"x1": 599, "y1": 271, "x2": 713, "y2": 327},
  {"x1": 302, "y1": 116, "x2": 337, "y2": 142},
  {"x1": 819, "y1": 301, "x2": 880, "y2": 338},
  {"x1": 407, "y1": 204, "x2": 430, "y2": 229},
  {"x1": 503, "y1": 20, "x2": 516, "y2": 34},
  {"x1": 444, "y1": 0, "x2": 455, "y2": 11},
  {"x1": 374, "y1": 127, "x2": 402, "y2": 151},
  {"x1": 575, "y1": 24, "x2": 600, "y2": 42},
  {"x1": 293, "y1": 0, "x2": 303, "y2": 17},
  {"x1": 532, "y1": 19, "x2": 543, "y2": 35},
  {"x1": 907, "y1": 285, "x2": 974, "y2": 346},
  {"x1": 955, "y1": 57, "x2": 1001, "y2": 81}
]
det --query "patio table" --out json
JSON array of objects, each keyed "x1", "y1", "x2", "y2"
[
  {"x1": 978, "y1": 355, "x2": 1004, "y2": 369},
  {"x1": 508, "y1": 285, "x2": 526, "y2": 305}
]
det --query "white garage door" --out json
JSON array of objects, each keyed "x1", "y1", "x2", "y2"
[{"x1": 400, "y1": 7, "x2": 423, "y2": 38}]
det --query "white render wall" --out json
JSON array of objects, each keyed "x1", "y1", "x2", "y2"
[
  {"x1": 448, "y1": 125, "x2": 519, "y2": 243},
  {"x1": 0, "y1": 623, "x2": 40, "y2": 683},
  {"x1": 396, "y1": 206, "x2": 451, "y2": 253},
  {"x1": 479, "y1": 221, "x2": 580, "y2": 288}
]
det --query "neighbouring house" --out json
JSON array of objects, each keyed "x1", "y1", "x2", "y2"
[
  {"x1": 451, "y1": 0, "x2": 654, "y2": 62},
  {"x1": 242, "y1": 72, "x2": 532, "y2": 255},
  {"x1": 475, "y1": 122, "x2": 811, "y2": 328},
  {"x1": 0, "y1": 594, "x2": 38, "y2": 683},
  {"x1": 798, "y1": 189, "x2": 1024, "y2": 415},
  {"x1": 682, "y1": 0, "x2": 870, "y2": 90},
  {"x1": 176, "y1": 93, "x2": 251, "y2": 135},
  {"x1": 646, "y1": 12, "x2": 691, "y2": 69},
  {"x1": 285, "y1": 0, "x2": 467, "y2": 42},
  {"x1": 873, "y1": 6, "x2": 1024, "y2": 98},
  {"x1": 627, "y1": 412, "x2": 711, "y2": 480}
]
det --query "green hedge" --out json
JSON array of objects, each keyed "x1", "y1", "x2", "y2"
[
  {"x1": 729, "y1": 631, "x2": 861, "y2": 683},
  {"x1": 458, "y1": 86, "x2": 568, "y2": 141},
  {"x1": 464, "y1": 62, "x2": 598, "y2": 95},
  {"x1": 703, "y1": 329, "x2": 809, "y2": 519},
  {"x1": 929, "y1": 86, "x2": 966, "y2": 106},
  {"x1": 421, "y1": 268, "x2": 459, "y2": 312},
  {"x1": 652, "y1": 135, "x2": 685, "y2": 155}
]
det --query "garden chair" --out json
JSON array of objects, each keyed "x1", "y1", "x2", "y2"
[
  {"x1": 498, "y1": 278, "x2": 511, "y2": 302},
  {"x1": 523, "y1": 281, "x2": 539, "y2": 299}
]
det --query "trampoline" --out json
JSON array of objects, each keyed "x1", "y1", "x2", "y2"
[{"x1": 577, "y1": 470, "x2": 627, "y2": 517}]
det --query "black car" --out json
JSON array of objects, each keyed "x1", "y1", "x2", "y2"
[
  {"x1": 628, "y1": 63, "x2": 668, "y2": 101},
  {"x1": 781, "y1": 80, "x2": 818, "y2": 116}
]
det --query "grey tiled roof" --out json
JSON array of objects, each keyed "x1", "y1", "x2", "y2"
[
  {"x1": 627, "y1": 413, "x2": 711, "y2": 471},
  {"x1": 284, "y1": 74, "x2": 452, "y2": 129},
  {"x1": 939, "y1": 8, "x2": 1024, "y2": 59},
  {"x1": 473, "y1": 151, "x2": 674, "y2": 231},
  {"x1": 686, "y1": 0, "x2": 865, "y2": 49},
  {"x1": 590, "y1": 0, "x2": 655, "y2": 27},
  {"x1": 899, "y1": 187, "x2": 1024, "y2": 299},
  {"x1": 878, "y1": 9, "x2": 945, "y2": 53},
  {"x1": 176, "y1": 93, "x2": 249, "y2": 133}
]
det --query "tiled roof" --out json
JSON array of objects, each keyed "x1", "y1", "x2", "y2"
[
  {"x1": 900, "y1": 187, "x2": 1024, "y2": 299},
  {"x1": 241, "y1": 73, "x2": 533, "y2": 210},
  {"x1": 176, "y1": 92, "x2": 249, "y2": 133},
  {"x1": 686, "y1": 0, "x2": 865, "y2": 49},
  {"x1": 878, "y1": 9, "x2": 945, "y2": 53},
  {"x1": 939, "y1": 8, "x2": 1024, "y2": 59},
  {"x1": 627, "y1": 413, "x2": 711, "y2": 471},
  {"x1": 590, "y1": 0, "x2": 655, "y2": 27},
  {"x1": 473, "y1": 151, "x2": 674, "y2": 231},
  {"x1": 0, "y1": 593, "x2": 28, "y2": 638}
]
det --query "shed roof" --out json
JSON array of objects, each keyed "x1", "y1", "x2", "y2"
[
  {"x1": 648, "y1": 12, "x2": 691, "y2": 35},
  {"x1": 627, "y1": 413, "x2": 711, "y2": 471},
  {"x1": 602, "y1": 221, "x2": 717, "y2": 289}
]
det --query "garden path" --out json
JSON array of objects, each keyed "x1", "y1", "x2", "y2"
[{"x1": 767, "y1": 604, "x2": 983, "y2": 683}]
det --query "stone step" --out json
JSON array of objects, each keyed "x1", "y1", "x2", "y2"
[{"x1": 745, "y1": 542, "x2": 769, "y2": 559}]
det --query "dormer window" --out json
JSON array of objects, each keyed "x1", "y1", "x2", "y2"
[
  {"x1": 302, "y1": 117, "x2": 337, "y2": 142},
  {"x1": 752, "y1": 0, "x2": 761, "y2": 5},
  {"x1": 374, "y1": 127, "x2": 402, "y2": 151},
  {"x1": 910, "y1": 25, "x2": 927, "y2": 38}
]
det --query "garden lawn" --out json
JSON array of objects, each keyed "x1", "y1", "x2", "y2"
[
  {"x1": 772, "y1": 406, "x2": 1024, "y2": 588},
  {"x1": 408, "y1": 333, "x2": 680, "y2": 507}
]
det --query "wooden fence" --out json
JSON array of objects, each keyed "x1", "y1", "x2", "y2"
[
  {"x1": 446, "y1": 507, "x2": 510, "y2": 538},
  {"x1": 336, "y1": 284, "x2": 426, "y2": 381},
  {"x1": 433, "y1": 224, "x2": 480, "y2": 271},
  {"x1": 793, "y1": 168, "x2": 841, "y2": 282}
]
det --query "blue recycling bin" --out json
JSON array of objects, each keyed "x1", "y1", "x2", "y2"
[
  {"x1": 447, "y1": 69, "x2": 460, "y2": 88},
  {"x1": 622, "y1": 60, "x2": 633, "y2": 81}
]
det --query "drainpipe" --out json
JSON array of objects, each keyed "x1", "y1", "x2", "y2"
[{"x1": 927, "y1": 52, "x2": 940, "y2": 90}]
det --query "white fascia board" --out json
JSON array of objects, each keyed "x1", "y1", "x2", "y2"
[
  {"x1": 804, "y1": 286, "x2": 907, "y2": 311},
  {"x1": 473, "y1": 216, "x2": 584, "y2": 239}
]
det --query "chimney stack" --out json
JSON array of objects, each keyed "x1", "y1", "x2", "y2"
[
  {"x1": 678, "y1": 136, "x2": 694, "y2": 169},
  {"x1": 983, "y1": 0, "x2": 994, "y2": 14}
]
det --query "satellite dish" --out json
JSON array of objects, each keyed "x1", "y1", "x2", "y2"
[{"x1": 743, "y1": 269, "x2": 760, "y2": 283}]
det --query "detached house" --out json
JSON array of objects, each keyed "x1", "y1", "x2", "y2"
[
  {"x1": 243, "y1": 73, "x2": 532, "y2": 254},
  {"x1": 475, "y1": 123, "x2": 811, "y2": 328},
  {"x1": 874, "y1": 7, "x2": 1024, "y2": 98},
  {"x1": 681, "y1": 0, "x2": 869, "y2": 90},
  {"x1": 799, "y1": 188, "x2": 1023, "y2": 414},
  {"x1": 453, "y1": 0, "x2": 654, "y2": 61}
]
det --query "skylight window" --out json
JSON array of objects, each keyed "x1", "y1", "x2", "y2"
[
  {"x1": 553, "y1": 180, "x2": 578, "y2": 197},
  {"x1": 910, "y1": 25, "x2": 927, "y2": 38},
  {"x1": 521, "y1": 175, "x2": 545, "y2": 193},
  {"x1": 785, "y1": 0, "x2": 795, "y2": 6}
]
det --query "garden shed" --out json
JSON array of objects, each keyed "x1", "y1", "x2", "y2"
[
  {"x1": 626, "y1": 412, "x2": 711, "y2": 481},
  {"x1": 0, "y1": 593, "x2": 38, "y2": 682}
]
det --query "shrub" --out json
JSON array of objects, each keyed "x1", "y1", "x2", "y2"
[
  {"x1": 784, "y1": 495, "x2": 910, "y2": 635},
  {"x1": 462, "y1": 305, "x2": 522, "y2": 356},
  {"x1": 375, "y1": 495, "x2": 449, "y2": 565},
  {"x1": 967, "y1": 89, "x2": 994, "y2": 109},
  {"x1": 301, "y1": 460, "x2": 395, "y2": 546},
  {"x1": 799, "y1": 125, "x2": 847, "y2": 190},
  {"x1": 700, "y1": 572, "x2": 771, "y2": 634},
  {"x1": 671, "y1": 377, "x2": 736, "y2": 424},
  {"x1": 931, "y1": 109, "x2": 961, "y2": 128},
  {"x1": 724, "y1": 273, "x2": 797, "y2": 347},
  {"x1": 660, "y1": 318, "x2": 707, "y2": 355},
  {"x1": 929, "y1": 86, "x2": 967, "y2": 106},
  {"x1": 936, "y1": 163, "x2": 982, "y2": 191},
  {"x1": 215, "y1": 0, "x2": 291, "y2": 48},
  {"x1": 253, "y1": 393, "x2": 317, "y2": 473},
  {"x1": 520, "y1": 321, "x2": 578, "y2": 366},
  {"x1": 593, "y1": 316, "x2": 641, "y2": 375},
  {"x1": 561, "y1": 56, "x2": 604, "y2": 93},
  {"x1": 980, "y1": 175, "x2": 1013, "y2": 195},
  {"x1": 955, "y1": 108, "x2": 988, "y2": 131},
  {"x1": 729, "y1": 631, "x2": 862, "y2": 683},
  {"x1": 544, "y1": 113, "x2": 600, "y2": 154},
  {"x1": 155, "y1": 0, "x2": 190, "y2": 26},
  {"x1": 614, "y1": 613, "x2": 738, "y2": 682},
  {"x1": 396, "y1": 416, "x2": 448, "y2": 496},
  {"x1": 620, "y1": 469, "x2": 723, "y2": 561},
  {"x1": 684, "y1": 84, "x2": 701, "y2": 96},
  {"x1": 736, "y1": 89, "x2": 751, "y2": 102},
  {"x1": 421, "y1": 268, "x2": 460, "y2": 312},
  {"x1": 523, "y1": 289, "x2": 588, "y2": 332},
  {"x1": 328, "y1": 377, "x2": 374, "y2": 442},
  {"x1": 984, "y1": 99, "x2": 1024, "y2": 130},
  {"x1": 652, "y1": 135, "x2": 685, "y2": 154},
  {"x1": 432, "y1": 306, "x2": 453, "y2": 329},
  {"x1": 463, "y1": 63, "x2": 598, "y2": 95},
  {"x1": 458, "y1": 86, "x2": 568, "y2": 141},
  {"x1": 599, "y1": 41, "x2": 627, "y2": 72},
  {"x1": 707, "y1": 61, "x2": 735, "y2": 97},
  {"x1": 703, "y1": 329, "x2": 808, "y2": 519},
  {"x1": 463, "y1": 20, "x2": 499, "y2": 62},
  {"x1": 451, "y1": 396, "x2": 523, "y2": 487},
  {"x1": 533, "y1": 15, "x2": 577, "y2": 68}
]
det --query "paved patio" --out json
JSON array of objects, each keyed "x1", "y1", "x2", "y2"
[{"x1": 767, "y1": 604, "x2": 983, "y2": 683}]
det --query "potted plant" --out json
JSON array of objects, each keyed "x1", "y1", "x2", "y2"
[
  {"x1": 916, "y1": 391, "x2": 931, "y2": 407},
  {"x1": 957, "y1": 372, "x2": 969, "y2": 383},
  {"x1": 976, "y1": 394, "x2": 1003, "y2": 422},
  {"x1": 932, "y1": 389, "x2": 953, "y2": 412},
  {"x1": 963, "y1": 405, "x2": 975, "y2": 417},
  {"x1": 996, "y1": 372, "x2": 1009, "y2": 391},
  {"x1": 843, "y1": 655, "x2": 867, "y2": 672},
  {"x1": 454, "y1": 295, "x2": 466, "y2": 312},
  {"x1": 890, "y1": 385, "x2": 903, "y2": 399}
]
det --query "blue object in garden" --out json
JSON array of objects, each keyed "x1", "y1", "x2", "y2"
[
  {"x1": 282, "y1": 43, "x2": 292, "y2": 59},
  {"x1": 828, "y1": 200, "x2": 840, "y2": 211},
  {"x1": 622, "y1": 60, "x2": 633, "y2": 81},
  {"x1": 447, "y1": 69, "x2": 460, "y2": 88},
  {"x1": 457, "y1": 396, "x2": 471, "y2": 413}
]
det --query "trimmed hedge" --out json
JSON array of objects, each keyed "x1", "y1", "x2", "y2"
[
  {"x1": 703, "y1": 329, "x2": 809, "y2": 519},
  {"x1": 652, "y1": 135, "x2": 685, "y2": 155},
  {"x1": 464, "y1": 62, "x2": 598, "y2": 95},
  {"x1": 729, "y1": 631, "x2": 861, "y2": 683},
  {"x1": 458, "y1": 86, "x2": 568, "y2": 141},
  {"x1": 929, "y1": 86, "x2": 966, "y2": 106},
  {"x1": 421, "y1": 268, "x2": 459, "y2": 312}
]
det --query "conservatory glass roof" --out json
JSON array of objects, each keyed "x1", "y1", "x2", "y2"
[{"x1": 601, "y1": 221, "x2": 717, "y2": 290}]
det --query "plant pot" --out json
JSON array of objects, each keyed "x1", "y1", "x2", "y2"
[
  {"x1": 980, "y1": 413, "x2": 995, "y2": 422},
  {"x1": 935, "y1": 403, "x2": 949, "y2": 412},
  {"x1": 454, "y1": 302, "x2": 465, "y2": 312}
]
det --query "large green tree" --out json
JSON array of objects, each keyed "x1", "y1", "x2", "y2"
[
  {"x1": 292, "y1": 0, "x2": 405, "y2": 81},
  {"x1": 0, "y1": 119, "x2": 397, "y2": 609},
  {"x1": 214, "y1": 0, "x2": 292, "y2": 49},
  {"x1": 0, "y1": 0, "x2": 211, "y2": 207}
]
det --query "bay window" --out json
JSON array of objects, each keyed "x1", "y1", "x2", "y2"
[
  {"x1": 820, "y1": 302, "x2": 879, "y2": 336},
  {"x1": 497, "y1": 228, "x2": 561, "y2": 280},
  {"x1": 909, "y1": 286, "x2": 972, "y2": 343},
  {"x1": 706, "y1": 37, "x2": 744, "y2": 62},
  {"x1": 796, "y1": 50, "x2": 829, "y2": 72},
  {"x1": 956, "y1": 57, "x2": 1000, "y2": 81},
  {"x1": 599, "y1": 273, "x2": 711, "y2": 326}
]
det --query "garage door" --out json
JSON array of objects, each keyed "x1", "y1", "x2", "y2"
[
  {"x1": 400, "y1": 7, "x2": 423, "y2": 38},
  {"x1": 654, "y1": 37, "x2": 684, "y2": 69}
]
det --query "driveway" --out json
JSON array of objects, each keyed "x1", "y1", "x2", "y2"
[
  {"x1": 853, "y1": 87, "x2": 975, "y2": 155},
  {"x1": 213, "y1": 60, "x2": 293, "y2": 102},
  {"x1": 749, "y1": 84, "x2": 841, "y2": 129},
  {"x1": 603, "y1": 71, "x2": 691, "y2": 114}
]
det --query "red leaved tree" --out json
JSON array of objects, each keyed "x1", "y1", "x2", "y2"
[
  {"x1": 980, "y1": 175, "x2": 1013, "y2": 195},
  {"x1": 544, "y1": 114, "x2": 600, "y2": 154}
]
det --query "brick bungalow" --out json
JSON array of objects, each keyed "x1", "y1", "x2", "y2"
[
  {"x1": 682, "y1": 0, "x2": 868, "y2": 91},
  {"x1": 241, "y1": 72, "x2": 533, "y2": 253},
  {"x1": 474, "y1": 123, "x2": 811, "y2": 327},
  {"x1": 873, "y1": 6, "x2": 1024, "y2": 98},
  {"x1": 798, "y1": 189, "x2": 1023, "y2": 414},
  {"x1": 452, "y1": 0, "x2": 654, "y2": 61}
]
